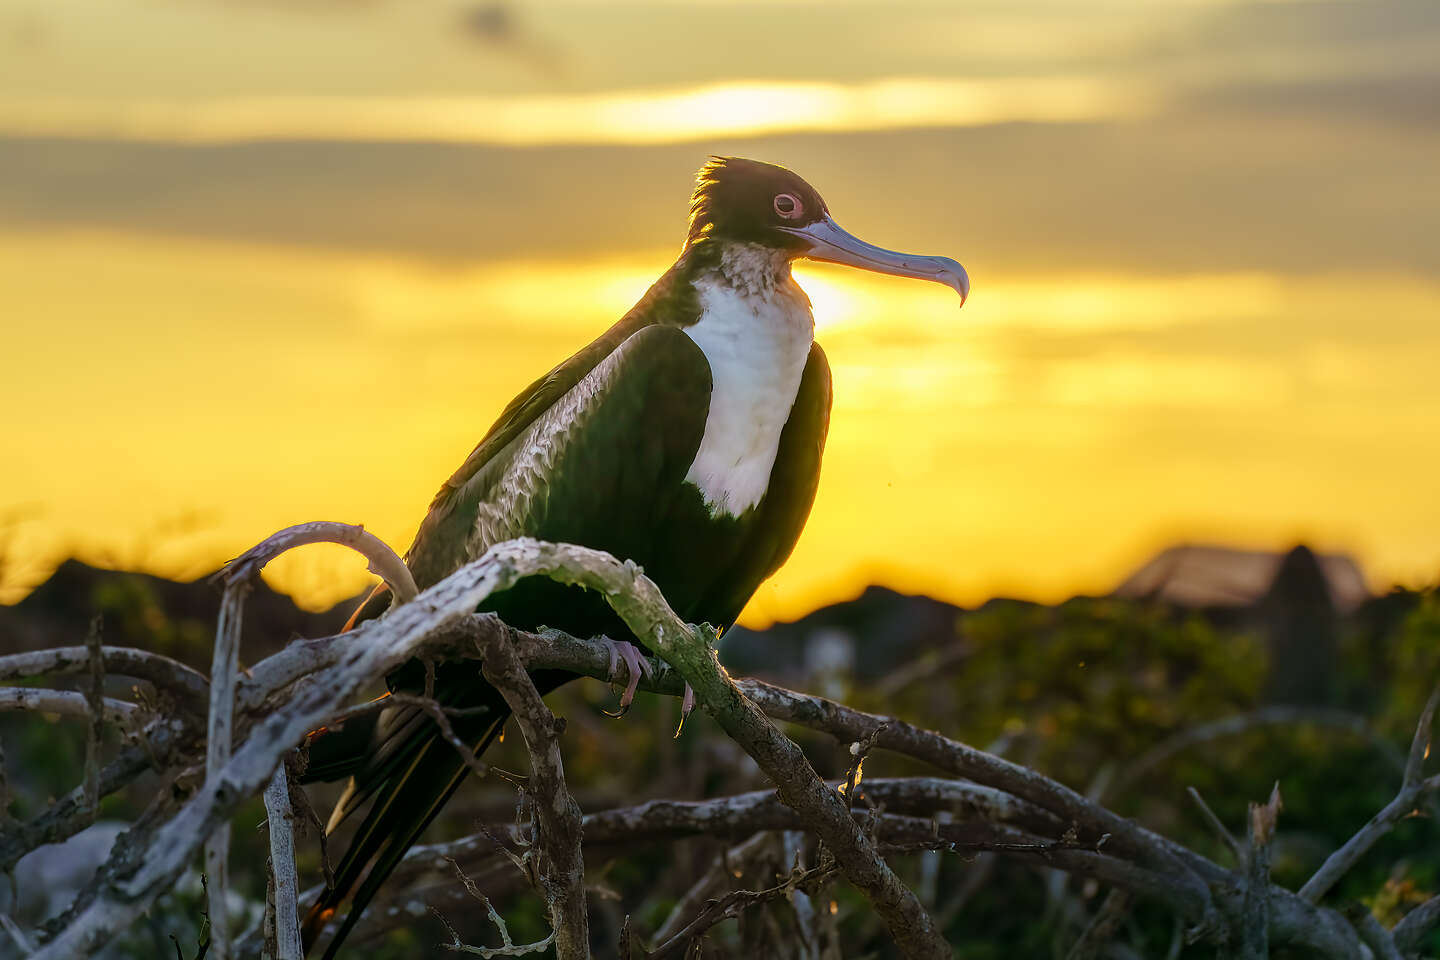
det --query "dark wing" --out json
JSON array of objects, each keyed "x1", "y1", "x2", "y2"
[
  {"x1": 698, "y1": 341, "x2": 832, "y2": 630},
  {"x1": 304, "y1": 324, "x2": 712, "y2": 958},
  {"x1": 401, "y1": 326, "x2": 631, "y2": 590},
  {"x1": 333, "y1": 322, "x2": 651, "y2": 631},
  {"x1": 406, "y1": 261, "x2": 698, "y2": 590}
]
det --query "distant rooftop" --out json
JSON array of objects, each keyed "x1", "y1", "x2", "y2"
[{"x1": 1113, "y1": 544, "x2": 1369, "y2": 613}]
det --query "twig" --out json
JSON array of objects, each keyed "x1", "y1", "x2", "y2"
[
  {"x1": 432, "y1": 859, "x2": 556, "y2": 957},
  {"x1": 0, "y1": 688, "x2": 138, "y2": 724},
  {"x1": 1299, "y1": 682, "x2": 1440, "y2": 903},
  {"x1": 376, "y1": 777, "x2": 1062, "y2": 891},
  {"x1": 478, "y1": 627, "x2": 588, "y2": 960},
  {"x1": 652, "y1": 832, "x2": 777, "y2": 944},
  {"x1": 649, "y1": 861, "x2": 841, "y2": 960},
  {"x1": 618, "y1": 914, "x2": 635, "y2": 960},
  {"x1": 841, "y1": 722, "x2": 888, "y2": 812},
  {"x1": 83, "y1": 617, "x2": 104, "y2": 822},
  {"x1": 781, "y1": 830, "x2": 832, "y2": 960},
  {"x1": 263, "y1": 765, "x2": 302, "y2": 960},
  {"x1": 284, "y1": 753, "x2": 333, "y2": 889},
  {"x1": 1185, "y1": 786, "x2": 1242, "y2": 861}
]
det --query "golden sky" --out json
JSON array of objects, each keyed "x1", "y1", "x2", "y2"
[{"x1": 2, "y1": 0, "x2": 1439, "y2": 622}]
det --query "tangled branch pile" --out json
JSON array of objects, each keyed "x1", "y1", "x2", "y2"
[{"x1": 1, "y1": 526, "x2": 1437, "y2": 959}]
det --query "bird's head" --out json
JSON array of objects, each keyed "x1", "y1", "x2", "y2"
[{"x1": 686, "y1": 156, "x2": 969, "y2": 304}]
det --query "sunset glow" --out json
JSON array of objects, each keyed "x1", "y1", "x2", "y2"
[
  {"x1": 0, "y1": 77, "x2": 1152, "y2": 145},
  {"x1": 4, "y1": 0, "x2": 1439, "y2": 622},
  {"x1": 6, "y1": 224, "x2": 1440, "y2": 620}
]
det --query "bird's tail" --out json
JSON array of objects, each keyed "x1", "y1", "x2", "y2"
[
  {"x1": 299, "y1": 655, "x2": 577, "y2": 958},
  {"x1": 297, "y1": 580, "x2": 514, "y2": 959},
  {"x1": 299, "y1": 673, "x2": 512, "y2": 959}
]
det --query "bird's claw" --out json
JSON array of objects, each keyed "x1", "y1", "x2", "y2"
[
  {"x1": 599, "y1": 638, "x2": 653, "y2": 718},
  {"x1": 673, "y1": 683, "x2": 696, "y2": 738}
]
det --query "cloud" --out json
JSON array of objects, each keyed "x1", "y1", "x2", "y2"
[{"x1": 2, "y1": 93, "x2": 1436, "y2": 278}]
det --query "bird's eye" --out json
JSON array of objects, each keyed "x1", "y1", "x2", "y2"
[{"x1": 773, "y1": 193, "x2": 803, "y2": 219}]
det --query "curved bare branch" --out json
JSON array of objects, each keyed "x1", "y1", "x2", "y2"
[
  {"x1": 0, "y1": 646, "x2": 209, "y2": 718},
  {"x1": 219, "y1": 521, "x2": 417, "y2": 603}
]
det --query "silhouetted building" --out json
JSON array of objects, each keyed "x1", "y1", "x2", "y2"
[
  {"x1": 1114, "y1": 543, "x2": 1368, "y2": 615},
  {"x1": 1259, "y1": 545, "x2": 1340, "y2": 706}
]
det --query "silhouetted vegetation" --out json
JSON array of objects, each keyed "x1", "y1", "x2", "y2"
[{"x1": 1, "y1": 551, "x2": 1437, "y2": 958}]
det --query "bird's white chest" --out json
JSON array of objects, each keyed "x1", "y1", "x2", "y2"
[{"x1": 683, "y1": 263, "x2": 814, "y2": 518}]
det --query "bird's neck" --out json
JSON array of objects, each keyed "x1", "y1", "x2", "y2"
[
  {"x1": 680, "y1": 243, "x2": 814, "y2": 517},
  {"x1": 688, "y1": 241, "x2": 795, "y2": 300}
]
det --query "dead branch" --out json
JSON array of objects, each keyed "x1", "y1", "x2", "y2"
[
  {"x1": 1344, "y1": 904, "x2": 1404, "y2": 960},
  {"x1": 206, "y1": 559, "x2": 251, "y2": 960},
  {"x1": 325, "y1": 776, "x2": 1065, "y2": 903},
  {"x1": 6, "y1": 536, "x2": 1395, "y2": 960},
  {"x1": 283, "y1": 777, "x2": 1065, "y2": 955},
  {"x1": 0, "y1": 687, "x2": 138, "y2": 724},
  {"x1": 731, "y1": 675, "x2": 1218, "y2": 929},
  {"x1": 478, "y1": 626, "x2": 589, "y2": 959},
  {"x1": 649, "y1": 832, "x2": 778, "y2": 946},
  {"x1": 83, "y1": 618, "x2": 104, "y2": 821},
  {"x1": 432, "y1": 859, "x2": 555, "y2": 957},
  {"x1": 207, "y1": 521, "x2": 418, "y2": 960},
  {"x1": 1299, "y1": 681, "x2": 1440, "y2": 904},
  {"x1": 1185, "y1": 786, "x2": 1242, "y2": 862},
  {"x1": 528, "y1": 551, "x2": 950, "y2": 960},
  {"x1": 648, "y1": 860, "x2": 840, "y2": 960},
  {"x1": 0, "y1": 645, "x2": 210, "y2": 718},
  {"x1": 221, "y1": 521, "x2": 417, "y2": 604},
  {"x1": 28, "y1": 537, "x2": 572, "y2": 957},
  {"x1": 1238, "y1": 785, "x2": 1282, "y2": 960},
  {"x1": 263, "y1": 764, "x2": 302, "y2": 960}
]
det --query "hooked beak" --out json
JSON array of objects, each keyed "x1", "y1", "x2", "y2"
[{"x1": 780, "y1": 215, "x2": 969, "y2": 305}]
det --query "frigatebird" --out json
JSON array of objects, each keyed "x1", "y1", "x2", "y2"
[{"x1": 299, "y1": 157, "x2": 968, "y2": 957}]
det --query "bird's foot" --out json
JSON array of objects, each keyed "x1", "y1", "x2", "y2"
[
  {"x1": 673, "y1": 683, "x2": 696, "y2": 738},
  {"x1": 600, "y1": 638, "x2": 654, "y2": 718}
]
